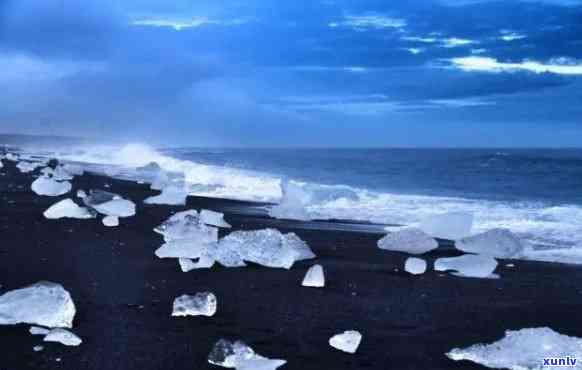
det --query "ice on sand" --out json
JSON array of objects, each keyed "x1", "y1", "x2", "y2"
[
  {"x1": 218, "y1": 229, "x2": 316, "y2": 269},
  {"x1": 102, "y1": 216, "x2": 119, "y2": 227},
  {"x1": 44, "y1": 199, "x2": 95, "y2": 220},
  {"x1": 405, "y1": 257, "x2": 427, "y2": 275},
  {"x1": 435, "y1": 255, "x2": 498, "y2": 278},
  {"x1": 0, "y1": 282, "x2": 76, "y2": 328},
  {"x1": 178, "y1": 257, "x2": 214, "y2": 272},
  {"x1": 155, "y1": 239, "x2": 214, "y2": 259},
  {"x1": 420, "y1": 212, "x2": 473, "y2": 241},
  {"x1": 302, "y1": 264, "x2": 325, "y2": 287},
  {"x1": 83, "y1": 190, "x2": 136, "y2": 217},
  {"x1": 329, "y1": 331, "x2": 362, "y2": 354},
  {"x1": 154, "y1": 210, "x2": 217, "y2": 243},
  {"x1": 172, "y1": 292, "x2": 217, "y2": 317},
  {"x1": 44, "y1": 328, "x2": 82, "y2": 346},
  {"x1": 200, "y1": 209, "x2": 231, "y2": 228},
  {"x1": 144, "y1": 185, "x2": 188, "y2": 206},
  {"x1": 30, "y1": 326, "x2": 50, "y2": 336},
  {"x1": 377, "y1": 227, "x2": 438, "y2": 255},
  {"x1": 269, "y1": 180, "x2": 311, "y2": 221},
  {"x1": 447, "y1": 327, "x2": 582, "y2": 370},
  {"x1": 31, "y1": 176, "x2": 72, "y2": 197},
  {"x1": 456, "y1": 228, "x2": 524, "y2": 258},
  {"x1": 208, "y1": 339, "x2": 286, "y2": 369}
]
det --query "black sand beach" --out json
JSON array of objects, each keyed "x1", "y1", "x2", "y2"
[{"x1": 2, "y1": 159, "x2": 582, "y2": 370}]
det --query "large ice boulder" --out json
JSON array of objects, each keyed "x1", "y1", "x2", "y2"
[
  {"x1": 420, "y1": 212, "x2": 473, "y2": 240},
  {"x1": 208, "y1": 339, "x2": 286, "y2": 370},
  {"x1": 329, "y1": 330, "x2": 362, "y2": 354},
  {"x1": 0, "y1": 282, "x2": 76, "y2": 328},
  {"x1": 172, "y1": 292, "x2": 217, "y2": 317},
  {"x1": 377, "y1": 227, "x2": 438, "y2": 255},
  {"x1": 31, "y1": 176, "x2": 72, "y2": 197},
  {"x1": 144, "y1": 185, "x2": 188, "y2": 206},
  {"x1": 200, "y1": 209, "x2": 231, "y2": 228},
  {"x1": 447, "y1": 327, "x2": 582, "y2": 370},
  {"x1": 44, "y1": 199, "x2": 95, "y2": 220},
  {"x1": 83, "y1": 190, "x2": 136, "y2": 217},
  {"x1": 435, "y1": 255, "x2": 498, "y2": 279},
  {"x1": 456, "y1": 228, "x2": 524, "y2": 258},
  {"x1": 269, "y1": 180, "x2": 311, "y2": 221},
  {"x1": 302, "y1": 265, "x2": 325, "y2": 287},
  {"x1": 405, "y1": 257, "x2": 427, "y2": 275}
]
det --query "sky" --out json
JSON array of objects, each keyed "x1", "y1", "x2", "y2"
[{"x1": 0, "y1": 0, "x2": 581, "y2": 147}]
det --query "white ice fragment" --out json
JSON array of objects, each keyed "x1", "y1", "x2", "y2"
[
  {"x1": 208, "y1": 339, "x2": 286, "y2": 370},
  {"x1": 377, "y1": 227, "x2": 438, "y2": 255},
  {"x1": 420, "y1": 211, "x2": 473, "y2": 240},
  {"x1": 447, "y1": 327, "x2": 582, "y2": 370},
  {"x1": 456, "y1": 228, "x2": 524, "y2": 258},
  {"x1": 405, "y1": 257, "x2": 427, "y2": 275},
  {"x1": 144, "y1": 185, "x2": 188, "y2": 206},
  {"x1": 269, "y1": 180, "x2": 311, "y2": 221},
  {"x1": 102, "y1": 216, "x2": 119, "y2": 227},
  {"x1": 435, "y1": 254, "x2": 498, "y2": 279},
  {"x1": 31, "y1": 176, "x2": 72, "y2": 197},
  {"x1": 77, "y1": 190, "x2": 87, "y2": 198},
  {"x1": 171, "y1": 292, "x2": 217, "y2": 317},
  {"x1": 43, "y1": 199, "x2": 95, "y2": 220},
  {"x1": 29, "y1": 326, "x2": 50, "y2": 336},
  {"x1": 0, "y1": 281, "x2": 76, "y2": 328},
  {"x1": 200, "y1": 209, "x2": 231, "y2": 228},
  {"x1": 33, "y1": 345, "x2": 44, "y2": 352},
  {"x1": 154, "y1": 210, "x2": 217, "y2": 243},
  {"x1": 302, "y1": 265, "x2": 325, "y2": 287},
  {"x1": 44, "y1": 328, "x2": 82, "y2": 346},
  {"x1": 178, "y1": 257, "x2": 214, "y2": 272},
  {"x1": 329, "y1": 330, "x2": 362, "y2": 354},
  {"x1": 83, "y1": 190, "x2": 135, "y2": 217}
]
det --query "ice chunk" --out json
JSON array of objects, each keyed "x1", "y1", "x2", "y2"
[
  {"x1": 208, "y1": 339, "x2": 286, "y2": 370},
  {"x1": 269, "y1": 180, "x2": 311, "y2": 221},
  {"x1": 31, "y1": 176, "x2": 72, "y2": 196},
  {"x1": 435, "y1": 255, "x2": 498, "y2": 279},
  {"x1": 200, "y1": 209, "x2": 231, "y2": 228},
  {"x1": 30, "y1": 326, "x2": 50, "y2": 335},
  {"x1": 0, "y1": 281, "x2": 76, "y2": 328},
  {"x1": 44, "y1": 199, "x2": 95, "y2": 220},
  {"x1": 329, "y1": 330, "x2": 362, "y2": 354},
  {"x1": 83, "y1": 190, "x2": 135, "y2": 217},
  {"x1": 144, "y1": 185, "x2": 188, "y2": 206},
  {"x1": 77, "y1": 190, "x2": 87, "y2": 198},
  {"x1": 154, "y1": 210, "x2": 217, "y2": 243},
  {"x1": 447, "y1": 327, "x2": 582, "y2": 370},
  {"x1": 102, "y1": 216, "x2": 119, "y2": 227},
  {"x1": 405, "y1": 257, "x2": 427, "y2": 275},
  {"x1": 456, "y1": 228, "x2": 524, "y2": 258},
  {"x1": 155, "y1": 239, "x2": 215, "y2": 259},
  {"x1": 178, "y1": 257, "x2": 214, "y2": 272},
  {"x1": 171, "y1": 292, "x2": 217, "y2": 317},
  {"x1": 377, "y1": 227, "x2": 438, "y2": 255},
  {"x1": 44, "y1": 328, "x2": 82, "y2": 346},
  {"x1": 33, "y1": 345, "x2": 44, "y2": 352},
  {"x1": 302, "y1": 265, "x2": 325, "y2": 287},
  {"x1": 420, "y1": 212, "x2": 473, "y2": 240},
  {"x1": 218, "y1": 229, "x2": 315, "y2": 269},
  {"x1": 204, "y1": 242, "x2": 246, "y2": 268}
]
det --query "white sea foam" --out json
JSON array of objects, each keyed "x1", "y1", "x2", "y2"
[{"x1": 16, "y1": 143, "x2": 582, "y2": 264}]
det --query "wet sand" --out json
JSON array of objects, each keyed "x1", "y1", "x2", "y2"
[{"x1": 2, "y1": 159, "x2": 582, "y2": 370}]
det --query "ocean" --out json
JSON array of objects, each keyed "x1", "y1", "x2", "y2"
[{"x1": 5, "y1": 138, "x2": 582, "y2": 264}]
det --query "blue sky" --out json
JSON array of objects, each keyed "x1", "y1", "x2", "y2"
[{"x1": 1, "y1": 0, "x2": 581, "y2": 147}]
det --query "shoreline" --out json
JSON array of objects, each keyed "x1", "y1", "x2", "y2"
[{"x1": 2, "y1": 158, "x2": 582, "y2": 369}]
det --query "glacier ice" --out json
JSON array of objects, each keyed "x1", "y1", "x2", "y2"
[
  {"x1": 208, "y1": 339, "x2": 286, "y2": 370},
  {"x1": 377, "y1": 227, "x2": 438, "y2": 255},
  {"x1": 200, "y1": 209, "x2": 231, "y2": 228},
  {"x1": 178, "y1": 257, "x2": 214, "y2": 272},
  {"x1": 31, "y1": 176, "x2": 72, "y2": 197},
  {"x1": 172, "y1": 292, "x2": 217, "y2": 317},
  {"x1": 456, "y1": 228, "x2": 524, "y2": 258},
  {"x1": 405, "y1": 257, "x2": 427, "y2": 275},
  {"x1": 44, "y1": 199, "x2": 95, "y2": 220},
  {"x1": 154, "y1": 210, "x2": 217, "y2": 243},
  {"x1": 302, "y1": 264, "x2": 325, "y2": 287},
  {"x1": 420, "y1": 211, "x2": 473, "y2": 241},
  {"x1": 144, "y1": 185, "x2": 188, "y2": 206},
  {"x1": 155, "y1": 239, "x2": 212, "y2": 259},
  {"x1": 83, "y1": 190, "x2": 136, "y2": 217},
  {"x1": 204, "y1": 241, "x2": 247, "y2": 268},
  {"x1": 269, "y1": 180, "x2": 311, "y2": 221},
  {"x1": 30, "y1": 326, "x2": 50, "y2": 336},
  {"x1": 329, "y1": 330, "x2": 362, "y2": 354},
  {"x1": 102, "y1": 216, "x2": 119, "y2": 227},
  {"x1": 435, "y1": 255, "x2": 498, "y2": 279},
  {"x1": 0, "y1": 281, "x2": 76, "y2": 328},
  {"x1": 44, "y1": 328, "x2": 82, "y2": 346},
  {"x1": 447, "y1": 327, "x2": 582, "y2": 370}
]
